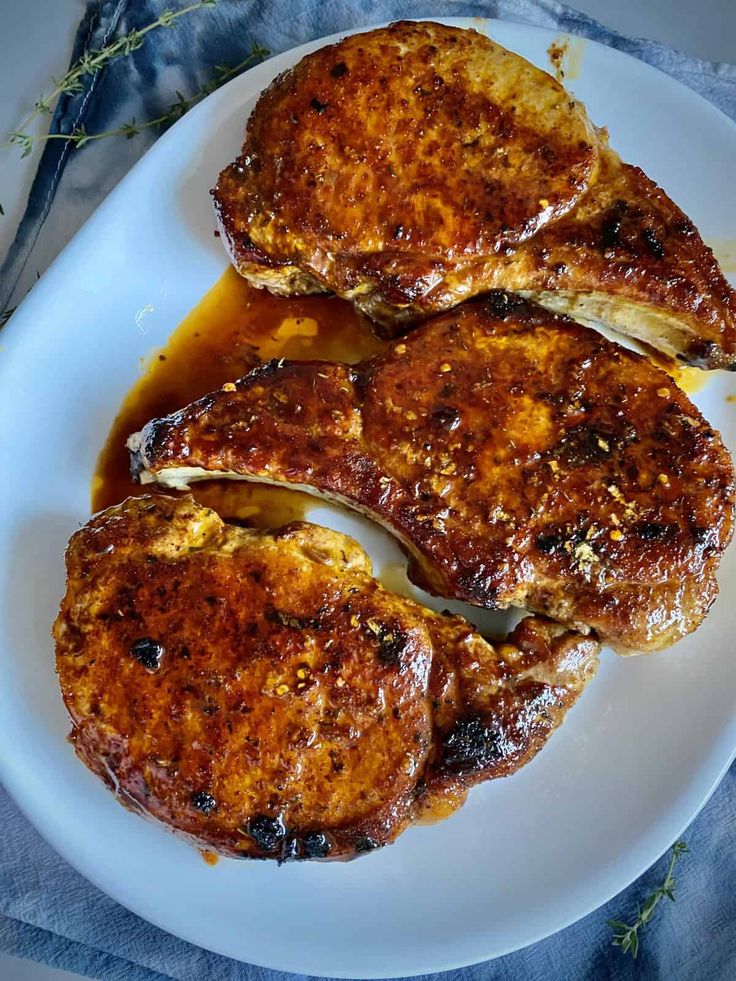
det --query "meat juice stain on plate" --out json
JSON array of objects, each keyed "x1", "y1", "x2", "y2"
[
  {"x1": 547, "y1": 36, "x2": 586, "y2": 83},
  {"x1": 636, "y1": 340, "x2": 708, "y2": 396},
  {"x1": 707, "y1": 237, "x2": 736, "y2": 275},
  {"x1": 658, "y1": 361, "x2": 707, "y2": 397},
  {"x1": 92, "y1": 267, "x2": 386, "y2": 524}
]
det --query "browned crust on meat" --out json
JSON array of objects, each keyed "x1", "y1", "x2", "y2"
[
  {"x1": 215, "y1": 22, "x2": 598, "y2": 260},
  {"x1": 214, "y1": 20, "x2": 598, "y2": 295},
  {"x1": 54, "y1": 495, "x2": 598, "y2": 860},
  {"x1": 129, "y1": 297, "x2": 735, "y2": 653},
  {"x1": 445, "y1": 151, "x2": 736, "y2": 369},
  {"x1": 213, "y1": 22, "x2": 736, "y2": 370}
]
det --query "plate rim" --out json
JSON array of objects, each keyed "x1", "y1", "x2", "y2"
[{"x1": 2, "y1": 17, "x2": 736, "y2": 977}]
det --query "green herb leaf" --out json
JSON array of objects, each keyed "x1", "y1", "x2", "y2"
[
  {"x1": 608, "y1": 840, "x2": 688, "y2": 960},
  {"x1": 0, "y1": 306, "x2": 16, "y2": 327},
  {"x1": 2, "y1": 1, "x2": 241, "y2": 156},
  {"x1": 114, "y1": 118, "x2": 137, "y2": 139}
]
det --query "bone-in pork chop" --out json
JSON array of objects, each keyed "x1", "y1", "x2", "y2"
[
  {"x1": 128, "y1": 296, "x2": 735, "y2": 653},
  {"x1": 54, "y1": 495, "x2": 598, "y2": 860},
  {"x1": 213, "y1": 21, "x2": 736, "y2": 369}
]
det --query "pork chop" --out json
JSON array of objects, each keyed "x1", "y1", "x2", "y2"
[
  {"x1": 54, "y1": 495, "x2": 598, "y2": 861},
  {"x1": 128, "y1": 295, "x2": 736, "y2": 653},
  {"x1": 213, "y1": 21, "x2": 736, "y2": 369}
]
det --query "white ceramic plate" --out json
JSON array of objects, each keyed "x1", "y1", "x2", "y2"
[{"x1": 1, "y1": 18, "x2": 736, "y2": 978}]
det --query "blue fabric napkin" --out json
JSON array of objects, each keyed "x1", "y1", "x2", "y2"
[
  {"x1": 2, "y1": 2, "x2": 736, "y2": 978},
  {"x1": 3, "y1": 0, "x2": 736, "y2": 312}
]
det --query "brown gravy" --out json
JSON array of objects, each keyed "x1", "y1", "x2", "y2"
[{"x1": 92, "y1": 267, "x2": 386, "y2": 524}]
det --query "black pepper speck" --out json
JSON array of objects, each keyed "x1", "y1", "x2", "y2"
[
  {"x1": 376, "y1": 628, "x2": 407, "y2": 664},
  {"x1": 191, "y1": 791, "x2": 217, "y2": 816},
  {"x1": 642, "y1": 227, "x2": 665, "y2": 260},
  {"x1": 247, "y1": 814, "x2": 286, "y2": 852},
  {"x1": 301, "y1": 831, "x2": 332, "y2": 858},
  {"x1": 130, "y1": 638, "x2": 164, "y2": 671}
]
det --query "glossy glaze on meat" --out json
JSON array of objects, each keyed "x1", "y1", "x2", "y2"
[
  {"x1": 215, "y1": 21, "x2": 598, "y2": 260},
  {"x1": 54, "y1": 495, "x2": 598, "y2": 860},
  {"x1": 129, "y1": 296, "x2": 735, "y2": 653},
  {"x1": 213, "y1": 21, "x2": 736, "y2": 369},
  {"x1": 506, "y1": 149, "x2": 736, "y2": 370}
]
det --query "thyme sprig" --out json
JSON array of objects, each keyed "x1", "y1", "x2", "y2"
[
  {"x1": 0, "y1": 0, "x2": 267, "y2": 323},
  {"x1": 608, "y1": 840, "x2": 689, "y2": 959},
  {"x1": 14, "y1": 44, "x2": 268, "y2": 152},
  {"x1": 2, "y1": 0, "x2": 221, "y2": 157}
]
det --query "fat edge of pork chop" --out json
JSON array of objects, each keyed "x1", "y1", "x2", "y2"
[
  {"x1": 54, "y1": 494, "x2": 599, "y2": 861},
  {"x1": 213, "y1": 22, "x2": 736, "y2": 370},
  {"x1": 128, "y1": 296, "x2": 735, "y2": 654}
]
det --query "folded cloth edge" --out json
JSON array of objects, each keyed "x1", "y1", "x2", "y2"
[{"x1": 1, "y1": 0, "x2": 735, "y2": 312}]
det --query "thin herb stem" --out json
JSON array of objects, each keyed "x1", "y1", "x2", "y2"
[
  {"x1": 2, "y1": 0, "x2": 220, "y2": 156},
  {"x1": 14, "y1": 45, "x2": 267, "y2": 151},
  {"x1": 608, "y1": 840, "x2": 689, "y2": 959}
]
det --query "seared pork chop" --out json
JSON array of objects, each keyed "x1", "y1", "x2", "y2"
[
  {"x1": 54, "y1": 495, "x2": 598, "y2": 861},
  {"x1": 129, "y1": 296, "x2": 735, "y2": 653},
  {"x1": 213, "y1": 21, "x2": 736, "y2": 370}
]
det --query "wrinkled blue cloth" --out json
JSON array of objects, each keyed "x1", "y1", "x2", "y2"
[
  {"x1": 2, "y1": 2, "x2": 736, "y2": 979},
  {"x1": 3, "y1": 0, "x2": 736, "y2": 311}
]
